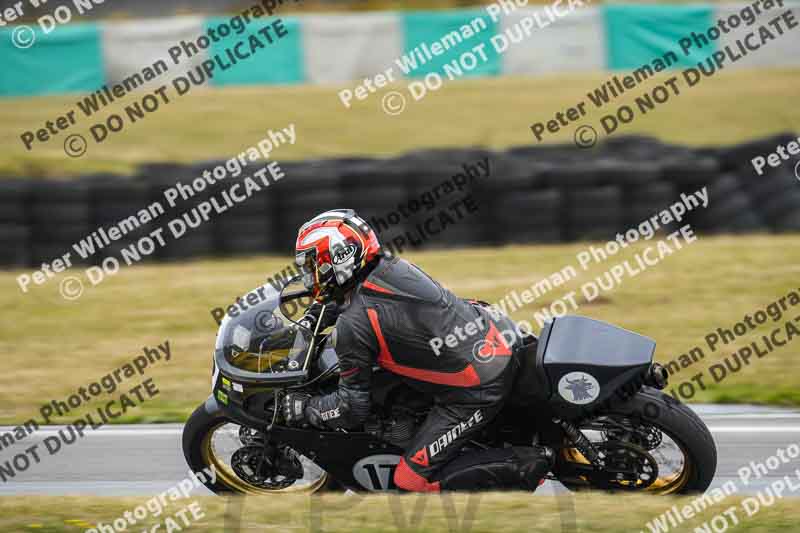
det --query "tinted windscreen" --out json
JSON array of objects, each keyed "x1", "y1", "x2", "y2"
[
  {"x1": 215, "y1": 282, "x2": 313, "y2": 375},
  {"x1": 224, "y1": 321, "x2": 310, "y2": 374}
]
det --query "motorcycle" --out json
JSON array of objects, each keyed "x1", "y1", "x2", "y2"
[{"x1": 183, "y1": 276, "x2": 717, "y2": 495}]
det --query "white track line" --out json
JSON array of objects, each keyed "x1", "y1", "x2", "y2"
[
  {"x1": 4, "y1": 426, "x2": 800, "y2": 437},
  {"x1": 0, "y1": 428, "x2": 182, "y2": 436},
  {"x1": 704, "y1": 414, "x2": 800, "y2": 419},
  {"x1": 708, "y1": 426, "x2": 800, "y2": 433}
]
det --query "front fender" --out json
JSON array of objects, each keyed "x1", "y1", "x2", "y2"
[{"x1": 203, "y1": 394, "x2": 223, "y2": 416}]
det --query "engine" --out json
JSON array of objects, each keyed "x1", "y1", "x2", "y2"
[
  {"x1": 364, "y1": 415, "x2": 416, "y2": 448},
  {"x1": 364, "y1": 384, "x2": 431, "y2": 448}
]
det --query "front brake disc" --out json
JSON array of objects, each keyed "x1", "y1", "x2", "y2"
[{"x1": 588, "y1": 441, "x2": 659, "y2": 491}]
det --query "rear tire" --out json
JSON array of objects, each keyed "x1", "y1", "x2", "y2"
[{"x1": 560, "y1": 387, "x2": 717, "y2": 494}]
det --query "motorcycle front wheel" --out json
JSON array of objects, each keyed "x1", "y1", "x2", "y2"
[{"x1": 182, "y1": 401, "x2": 329, "y2": 495}]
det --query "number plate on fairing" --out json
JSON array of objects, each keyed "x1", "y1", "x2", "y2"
[{"x1": 353, "y1": 454, "x2": 401, "y2": 491}]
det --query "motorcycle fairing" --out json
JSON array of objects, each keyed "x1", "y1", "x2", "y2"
[
  {"x1": 537, "y1": 316, "x2": 656, "y2": 418},
  {"x1": 268, "y1": 424, "x2": 404, "y2": 489}
]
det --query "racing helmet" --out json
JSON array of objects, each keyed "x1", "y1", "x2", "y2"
[{"x1": 295, "y1": 209, "x2": 382, "y2": 301}]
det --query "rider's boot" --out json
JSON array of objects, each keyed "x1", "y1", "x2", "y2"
[{"x1": 436, "y1": 445, "x2": 554, "y2": 491}]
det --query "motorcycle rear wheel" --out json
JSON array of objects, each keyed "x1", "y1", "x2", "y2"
[{"x1": 558, "y1": 387, "x2": 717, "y2": 495}]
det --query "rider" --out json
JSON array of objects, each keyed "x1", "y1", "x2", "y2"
[{"x1": 282, "y1": 209, "x2": 554, "y2": 492}]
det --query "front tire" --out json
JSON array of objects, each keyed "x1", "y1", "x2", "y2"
[{"x1": 182, "y1": 398, "x2": 329, "y2": 495}]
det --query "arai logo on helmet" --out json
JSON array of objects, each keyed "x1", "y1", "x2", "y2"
[
  {"x1": 557, "y1": 371, "x2": 600, "y2": 405},
  {"x1": 332, "y1": 244, "x2": 357, "y2": 265}
]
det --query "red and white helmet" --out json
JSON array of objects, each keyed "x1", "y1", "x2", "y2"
[{"x1": 295, "y1": 209, "x2": 382, "y2": 301}]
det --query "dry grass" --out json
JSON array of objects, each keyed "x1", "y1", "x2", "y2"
[
  {"x1": 1, "y1": 234, "x2": 799, "y2": 426},
  {"x1": 0, "y1": 70, "x2": 798, "y2": 178},
  {"x1": 1, "y1": 492, "x2": 799, "y2": 532}
]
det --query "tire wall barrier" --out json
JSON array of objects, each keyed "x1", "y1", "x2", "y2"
[{"x1": 0, "y1": 133, "x2": 798, "y2": 268}]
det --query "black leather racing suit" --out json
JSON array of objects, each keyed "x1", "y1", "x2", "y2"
[{"x1": 305, "y1": 255, "x2": 530, "y2": 491}]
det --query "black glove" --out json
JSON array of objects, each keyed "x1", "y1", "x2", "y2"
[
  {"x1": 299, "y1": 302, "x2": 338, "y2": 331},
  {"x1": 283, "y1": 392, "x2": 311, "y2": 425}
]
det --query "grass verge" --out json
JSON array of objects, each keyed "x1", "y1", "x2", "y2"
[
  {"x1": 1, "y1": 492, "x2": 799, "y2": 532},
  {"x1": 1, "y1": 234, "x2": 799, "y2": 426},
  {"x1": 0, "y1": 70, "x2": 798, "y2": 178}
]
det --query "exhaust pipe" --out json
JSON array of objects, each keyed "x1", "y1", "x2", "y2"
[{"x1": 643, "y1": 363, "x2": 669, "y2": 390}]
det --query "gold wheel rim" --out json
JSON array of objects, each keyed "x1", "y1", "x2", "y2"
[
  {"x1": 201, "y1": 422, "x2": 328, "y2": 495},
  {"x1": 561, "y1": 436, "x2": 692, "y2": 494},
  {"x1": 645, "y1": 442, "x2": 692, "y2": 495}
]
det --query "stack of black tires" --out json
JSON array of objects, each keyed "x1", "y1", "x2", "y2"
[{"x1": 0, "y1": 132, "x2": 797, "y2": 268}]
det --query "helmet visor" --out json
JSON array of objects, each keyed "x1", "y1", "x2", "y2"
[{"x1": 295, "y1": 251, "x2": 333, "y2": 292}]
